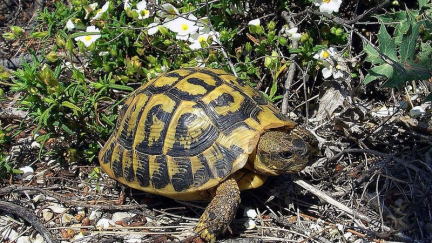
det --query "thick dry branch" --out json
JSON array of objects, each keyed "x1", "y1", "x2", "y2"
[
  {"x1": 0, "y1": 200, "x2": 58, "y2": 243},
  {"x1": 280, "y1": 11, "x2": 299, "y2": 115}
]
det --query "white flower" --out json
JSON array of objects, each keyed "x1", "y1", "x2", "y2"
[
  {"x1": 74, "y1": 26, "x2": 101, "y2": 47},
  {"x1": 66, "y1": 19, "x2": 75, "y2": 31},
  {"x1": 165, "y1": 16, "x2": 198, "y2": 40},
  {"x1": 133, "y1": 0, "x2": 150, "y2": 19},
  {"x1": 286, "y1": 27, "x2": 302, "y2": 41},
  {"x1": 147, "y1": 18, "x2": 160, "y2": 35},
  {"x1": 313, "y1": 47, "x2": 343, "y2": 79},
  {"x1": 124, "y1": 0, "x2": 131, "y2": 10},
  {"x1": 314, "y1": 0, "x2": 342, "y2": 14},
  {"x1": 84, "y1": 3, "x2": 98, "y2": 19},
  {"x1": 157, "y1": 3, "x2": 179, "y2": 19},
  {"x1": 321, "y1": 62, "x2": 344, "y2": 79},
  {"x1": 189, "y1": 33, "x2": 210, "y2": 49},
  {"x1": 248, "y1": 18, "x2": 260, "y2": 26},
  {"x1": 92, "y1": 2, "x2": 110, "y2": 20},
  {"x1": 189, "y1": 32, "x2": 218, "y2": 49},
  {"x1": 313, "y1": 47, "x2": 337, "y2": 60}
]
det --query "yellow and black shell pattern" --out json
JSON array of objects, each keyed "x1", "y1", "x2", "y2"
[{"x1": 99, "y1": 68, "x2": 296, "y2": 200}]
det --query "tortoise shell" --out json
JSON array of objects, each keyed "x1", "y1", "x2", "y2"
[{"x1": 99, "y1": 68, "x2": 297, "y2": 200}]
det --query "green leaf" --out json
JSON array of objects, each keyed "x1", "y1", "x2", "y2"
[
  {"x1": 270, "y1": 81, "x2": 278, "y2": 98},
  {"x1": 363, "y1": 42, "x2": 383, "y2": 65},
  {"x1": 39, "y1": 105, "x2": 55, "y2": 126},
  {"x1": 107, "y1": 83, "x2": 134, "y2": 91},
  {"x1": 62, "y1": 101, "x2": 82, "y2": 113},
  {"x1": 377, "y1": 24, "x2": 397, "y2": 61},
  {"x1": 363, "y1": 64, "x2": 394, "y2": 85},
  {"x1": 418, "y1": 42, "x2": 432, "y2": 68},
  {"x1": 418, "y1": 0, "x2": 428, "y2": 9},
  {"x1": 400, "y1": 15, "x2": 419, "y2": 63},
  {"x1": 382, "y1": 71, "x2": 407, "y2": 89},
  {"x1": 61, "y1": 123, "x2": 74, "y2": 135},
  {"x1": 43, "y1": 97, "x2": 56, "y2": 104}
]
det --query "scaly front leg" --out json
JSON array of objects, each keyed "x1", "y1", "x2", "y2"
[{"x1": 194, "y1": 178, "x2": 241, "y2": 242}]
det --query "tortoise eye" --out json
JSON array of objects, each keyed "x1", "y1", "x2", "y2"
[{"x1": 279, "y1": 151, "x2": 293, "y2": 159}]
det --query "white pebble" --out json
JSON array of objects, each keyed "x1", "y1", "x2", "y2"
[
  {"x1": 244, "y1": 219, "x2": 256, "y2": 229},
  {"x1": 96, "y1": 218, "x2": 114, "y2": 229},
  {"x1": 89, "y1": 210, "x2": 102, "y2": 221},
  {"x1": 16, "y1": 236, "x2": 32, "y2": 243},
  {"x1": 410, "y1": 106, "x2": 425, "y2": 117},
  {"x1": 47, "y1": 204, "x2": 67, "y2": 214},
  {"x1": 243, "y1": 208, "x2": 257, "y2": 218},
  {"x1": 33, "y1": 234, "x2": 45, "y2": 243},
  {"x1": 61, "y1": 213, "x2": 74, "y2": 225},
  {"x1": 33, "y1": 194, "x2": 46, "y2": 203},
  {"x1": 16, "y1": 166, "x2": 34, "y2": 180},
  {"x1": 31, "y1": 141, "x2": 41, "y2": 149},
  {"x1": 42, "y1": 209, "x2": 54, "y2": 221},
  {"x1": 112, "y1": 212, "x2": 135, "y2": 223},
  {"x1": 344, "y1": 231, "x2": 353, "y2": 239}
]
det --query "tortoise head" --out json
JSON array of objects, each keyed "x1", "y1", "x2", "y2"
[{"x1": 251, "y1": 128, "x2": 317, "y2": 176}]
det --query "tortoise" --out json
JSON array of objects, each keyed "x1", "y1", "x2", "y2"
[{"x1": 99, "y1": 67, "x2": 317, "y2": 242}]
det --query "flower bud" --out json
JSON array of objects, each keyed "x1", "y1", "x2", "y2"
[
  {"x1": 245, "y1": 42, "x2": 252, "y2": 53},
  {"x1": 278, "y1": 36, "x2": 287, "y2": 46},
  {"x1": 31, "y1": 31, "x2": 48, "y2": 39},
  {"x1": 65, "y1": 38, "x2": 74, "y2": 52},
  {"x1": 45, "y1": 51, "x2": 59, "y2": 62},
  {"x1": 2, "y1": 32, "x2": 15, "y2": 40},
  {"x1": 335, "y1": 28, "x2": 343, "y2": 36},
  {"x1": 147, "y1": 55, "x2": 157, "y2": 65},
  {"x1": 267, "y1": 21, "x2": 276, "y2": 31},
  {"x1": 10, "y1": 26, "x2": 25, "y2": 36},
  {"x1": 158, "y1": 26, "x2": 169, "y2": 35},
  {"x1": 56, "y1": 35, "x2": 66, "y2": 47}
]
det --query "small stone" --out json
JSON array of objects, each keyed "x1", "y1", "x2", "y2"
[
  {"x1": 16, "y1": 236, "x2": 32, "y2": 243},
  {"x1": 61, "y1": 213, "x2": 74, "y2": 225},
  {"x1": 33, "y1": 194, "x2": 46, "y2": 203},
  {"x1": 112, "y1": 212, "x2": 136, "y2": 223},
  {"x1": 31, "y1": 141, "x2": 41, "y2": 149},
  {"x1": 15, "y1": 166, "x2": 34, "y2": 180},
  {"x1": 34, "y1": 234, "x2": 45, "y2": 243},
  {"x1": 372, "y1": 105, "x2": 395, "y2": 117},
  {"x1": 89, "y1": 210, "x2": 102, "y2": 221},
  {"x1": 243, "y1": 208, "x2": 257, "y2": 219},
  {"x1": 42, "y1": 209, "x2": 54, "y2": 221},
  {"x1": 47, "y1": 204, "x2": 67, "y2": 214},
  {"x1": 410, "y1": 106, "x2": 425, "y2": 117},
  {"x1": 244, "y1": 219, "x2": 256, "y2": 229},
  {"x1": 344, "y1": 231, "x2": 353, "y2": 240},
  {"x1": 96, "y1": 218, "x2": 114, "y2": 229}
]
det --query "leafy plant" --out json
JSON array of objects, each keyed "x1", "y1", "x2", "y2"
[{"x1": 363, "y1": 3, "x2": 432, "y2": 101}]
